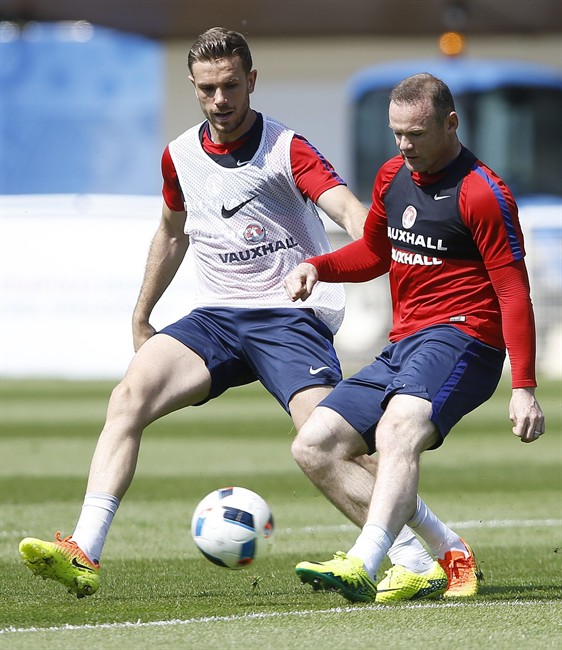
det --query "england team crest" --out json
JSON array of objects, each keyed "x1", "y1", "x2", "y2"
[
  {"x1": 244, "y1": 222, "x2": 266, "y2": 243},
  {"x1": 402, "y1": 205, "x2": 417, "y2": 229}
]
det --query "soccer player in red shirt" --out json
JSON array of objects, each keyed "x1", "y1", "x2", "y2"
[{"x1": 286, "y1": 73, "x2": 545, "y2": 602}]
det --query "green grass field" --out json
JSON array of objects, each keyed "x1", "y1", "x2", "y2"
[{"x1": 1, "y1": 377, "x2": 561, "y2": 649}]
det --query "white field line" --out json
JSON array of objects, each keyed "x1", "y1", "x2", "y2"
[
  {"x1": 1, "y1": 600, "x2": 559, "y2": 636},
  {"x1": 282, "y1": 518, "x2": 562, "y2": 535},
  {"x1": 2, "y1": 518, "x2": 561, "y2": 540}
]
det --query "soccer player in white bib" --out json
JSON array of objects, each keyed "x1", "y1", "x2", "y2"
[{"x1": 20, "y1": 28, "x2": 474, "y2": 601}]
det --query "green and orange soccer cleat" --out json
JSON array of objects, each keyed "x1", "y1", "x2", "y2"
[
  {"x1": 439, "y1": 537, "x2": 481, "y2": 598},
  {"x1": 19, "y1": 532, "x2": 100, "y2": 598},
  {"x1": 295, "y1": 551, "x2": 377, "y2": 602}
]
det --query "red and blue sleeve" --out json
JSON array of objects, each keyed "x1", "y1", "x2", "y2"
[
  {"x1": 290, "y1": 135, "x2": 346, "y2": 203},
  {"x1": 461, "y1": 165, "x2": 536, "y2": 387},
  {"x1": 461, "y1": 163, "x2": 525, "y2": 269}
]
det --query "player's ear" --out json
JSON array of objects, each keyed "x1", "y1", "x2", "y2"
[
  {"x1": 189, "y1": 75, "x2": 199, "y2": 99},
  {"x1": 248, "y1": 70, "x2": 257, "y2": 94},
  {"x1": 447, "y1": 111, "x2": 459, "y2": 133}
]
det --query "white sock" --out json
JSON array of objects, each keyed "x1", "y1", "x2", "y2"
[
  {"x1": 408, "y1": 495, "x2": 465, "y2": 560},
  {"x1": 71, "y1": 492, "x2": 120, "y2": 564},
  {"x1": 347, "y1": 523, "x2": 394, "y2": 581},
  {"x1": 387, "y1": 526, "x2": 435, "y2": 574}
]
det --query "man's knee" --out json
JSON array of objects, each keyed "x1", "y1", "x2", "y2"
[
  {"x1": 291, "y1": 407, "x2": 368, "y2": 471},
  {"x1": 375, "y1": 395, "x2": 438, "y2": 456},
  {"x1": 290, "y1": 420, "x2": 319, "y2": 472},
  {"x1": 106, "y1": 377, "x2": 151, "y2": 428}
]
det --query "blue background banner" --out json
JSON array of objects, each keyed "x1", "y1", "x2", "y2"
[{"x1": 1, "y1": 22, "x2": 163, "y2": 195}]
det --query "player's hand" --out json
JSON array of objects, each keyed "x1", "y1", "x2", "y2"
[
  {"x1": 509, "y1": 387, "x2": 545, "y2": 443},
  {"x1": 284, "y1": 263, "x2": 319, "y2": 302},
  {"x1": 132, "y1": 320, "x2": 157, "y2": 352}
]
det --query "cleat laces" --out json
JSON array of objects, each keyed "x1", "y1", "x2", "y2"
[
  {"x1": 53, "y1": 531, "x2": 99, "y2": 569},
  {"x1": 447, "y1": 554, "x2": 470, "y2": 579}
]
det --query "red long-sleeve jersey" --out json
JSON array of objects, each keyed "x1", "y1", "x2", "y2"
[{"x1": 308, "y1": 150, "x2": 536, "y2": 388}]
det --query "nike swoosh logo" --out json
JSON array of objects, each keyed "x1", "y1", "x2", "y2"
[
  {"x1": 72, "y1": 557, "x2": 95, "y2": 572},
  {"x1": 221, "y1": 195, "x2": 257, "y2": 219},
  {"x1": 309, "y1": 365, "x2": 330, "y2": 375},
  {"x1": 433, "y1": 194, "x2": 451, "y2": 201}
]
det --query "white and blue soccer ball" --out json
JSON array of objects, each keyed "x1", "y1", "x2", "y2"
[{"x1": 191, "y1": 487, "x2": 275, "y2": 569}]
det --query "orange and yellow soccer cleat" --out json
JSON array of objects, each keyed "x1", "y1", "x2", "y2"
[{"x1": 438, "y1": 537, "x2": 480, "y2": 598}]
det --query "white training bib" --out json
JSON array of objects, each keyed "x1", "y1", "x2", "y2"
[{"x1": 168, "y1": 116, "x2": 345, "y2": 333}]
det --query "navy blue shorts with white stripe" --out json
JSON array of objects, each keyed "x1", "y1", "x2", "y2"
[
  {"x1": 319, "y1": 324, "x2": 506, "y2": 454},
  {"x1": 159, "y1": 307, "x2": 342, "y2": 412}
]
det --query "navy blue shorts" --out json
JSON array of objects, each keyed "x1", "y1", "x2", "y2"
[
  {"x1": 320, "y1": 325, "x2": 505, "y2": 454},
  {"x1": 159, "y1": 307, "x2": 342, "y2": 412}
]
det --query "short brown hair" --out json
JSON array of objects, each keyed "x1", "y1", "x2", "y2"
[
  {"x1": 188, "y1": 27, "x2": 253, "y2": 74},
  {"x1": 390, "y1": 73, "x2": 456, "y2": 123}
]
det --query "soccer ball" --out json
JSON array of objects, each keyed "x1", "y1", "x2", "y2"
[{"x1": 191, "y1": 487, "x2": 275, "y2": 569}]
